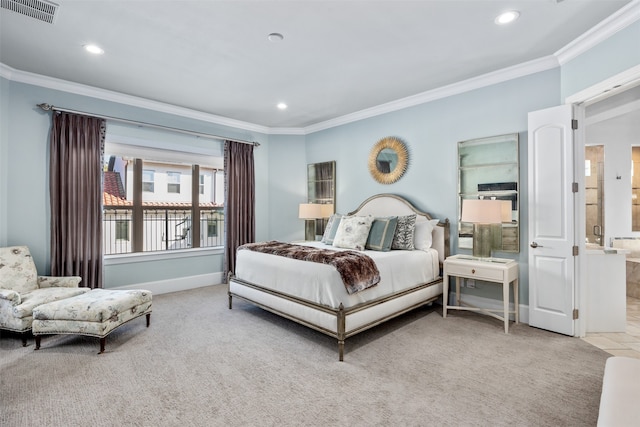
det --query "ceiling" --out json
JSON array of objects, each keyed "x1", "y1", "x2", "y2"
[{"x1": 0, "y1": 0, "x2": 634, "y2": 130}]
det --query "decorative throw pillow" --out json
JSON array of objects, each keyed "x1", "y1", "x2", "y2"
[
  {"x1": 391, "y1": 214, "x2": 417, "y2": 250},
  {"x1": 321, "y1": 214, "x2": 343, "y2": 244},
  {"x1": 333, "y1": 215, "x2": 374, "y2": 251},
  {"x1": 366, "y1": 216, "x2": 398, "y2": 251},
  {"x1": 414, "y1": 219, "x2": 440, "y2": 250}
]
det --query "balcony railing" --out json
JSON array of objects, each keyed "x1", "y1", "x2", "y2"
[{"x1": 103, "y1": 207, "x2": 224, "y2": 255}]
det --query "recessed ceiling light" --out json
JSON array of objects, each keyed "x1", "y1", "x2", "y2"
[
  {"x1": 268, "y1": 33, "x2": 284, "y2": 42},
  {"x1": 277, "y1": 102, "x2": 287, "y2": 110},
  {"x1": 83, "y1": 44, "x2": 104, "y2": 55},
  {"x1": 495, "y1": 11, "x2": 520, "y2": 25}
]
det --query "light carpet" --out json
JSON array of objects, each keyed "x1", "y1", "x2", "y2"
[{"x1": 0, "y1": 284, "x2": 609, "y2": 426}]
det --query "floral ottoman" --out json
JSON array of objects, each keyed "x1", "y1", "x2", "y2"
[{"x1": 32, "y1": 289, "x2": 152, "y2": 353}]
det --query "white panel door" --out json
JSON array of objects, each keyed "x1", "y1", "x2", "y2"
[{"x1": 528, "y1": 105, "x2": 575, "y2": 335}]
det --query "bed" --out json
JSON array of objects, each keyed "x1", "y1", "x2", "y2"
[{"x1": 228, "y1": 193, "x2": 450, "y2": 361}]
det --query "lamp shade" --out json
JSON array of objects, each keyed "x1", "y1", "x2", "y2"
[
  {"x1": 501, "y1": 200, "x2": 512, "y2": 223},
  {"x1": 298, "y1": 203, "x2": 333, "y2": 219},
  {"x1": 461, "y1": 199, "x2": 503, "y2": 224}
]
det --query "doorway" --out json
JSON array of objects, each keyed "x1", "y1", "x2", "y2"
[
  {"x1": 559, "y1": 65, "x2": 640, "y2": 337},
  {"x1": 582, "y1": 82, "x2": 640, "y2": 339},
  {"x1": 584, "y1": 84, "x2": 640, "y2": 245}
]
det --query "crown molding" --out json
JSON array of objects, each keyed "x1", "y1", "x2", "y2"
[
  {"x1": 565, "y1": 63, "x2": 640, "y2": 105},
  {"x1": 0, "y1": 56, "x2": 566, "y2": 136},
  {"x1": 264, "y1": 127, "x2": 306, "y2": 135},
  {"x1": 0, "y1": 62, "x2": 15, "y2": 80},
  {"x1": 0, "y1": 63, "x2": 271, "y2": 135},
  {"x1": 303, "y1": 56, "x2": 559, "y2": 134},
  {"x1": 555, "y1": 0, "x2": 640, "y2": 65}
]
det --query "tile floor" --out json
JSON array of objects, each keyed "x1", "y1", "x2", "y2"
[{"x1": 582, "y1": 296, "x2": 640, "y2": 359}]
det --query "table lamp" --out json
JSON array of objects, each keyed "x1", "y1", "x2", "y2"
[
  {"x1": 461, "y1": 199, "x2": 503, "y2": 258},
  {"x1": 299, "y1": 203, "x2": 334, "y2": 241}
]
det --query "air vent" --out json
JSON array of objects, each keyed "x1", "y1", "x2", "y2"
[{"x1": 1, "y1": 0, "x2": 59, "y2": 24}]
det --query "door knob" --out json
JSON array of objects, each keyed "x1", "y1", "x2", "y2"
[{"x1": 530, "y1": 241, "x2": 544, "y2": 248}]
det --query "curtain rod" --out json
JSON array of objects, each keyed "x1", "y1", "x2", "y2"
[{"x1": 36, "y1": 103, "x2": 260, "y2": 147}]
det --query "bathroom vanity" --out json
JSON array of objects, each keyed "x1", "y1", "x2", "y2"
[{"x1": 586, "y1": 248, "x2": 628, "y2": 333}]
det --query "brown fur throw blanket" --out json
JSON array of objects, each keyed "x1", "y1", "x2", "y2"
[{"x1": 238, "y1": 241, "x2": 380, "y2": 294}]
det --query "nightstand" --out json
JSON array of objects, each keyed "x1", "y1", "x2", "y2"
[{"x1": 442, "y1": 254, "x2": 519, "y2": 333}]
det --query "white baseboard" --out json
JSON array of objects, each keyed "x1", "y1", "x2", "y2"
[
  {"x1": 446, "y1": 291, "x2": 529, "y2": 324},
  {"x1": 109, "y1": 278, "x2": 529, "y2": 323},
  {"x1": 108, "y1": 272, "x2": 223, "y2": 295}
]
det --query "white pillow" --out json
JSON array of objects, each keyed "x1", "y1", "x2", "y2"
[
  {"x1": 333, "y1": 215, "x2": 374, "y2": 251},
  {"x1": 414, "y1": 219, "x2": 440, "y2": 250}
]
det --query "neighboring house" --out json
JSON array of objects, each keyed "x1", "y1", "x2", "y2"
[{"x1": 102, "y1": 157, "x2": 224, "y2": 255}]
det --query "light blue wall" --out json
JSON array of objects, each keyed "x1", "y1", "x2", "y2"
[
  {"x1": 104, "y1": 251, "x2": 222, "y2": 287},
  {"x1": 266, "y1": 134, "x2": 307, "y2": 242},
  {"x1": 561, "y1": 20, "x2": 640, "y2": 99},
  {"x1": 0, "y1": 81, "x2": 272, "y2": 287},
  {"x1": 306, "y1": 69, "x2": 562, "y2": 305}
]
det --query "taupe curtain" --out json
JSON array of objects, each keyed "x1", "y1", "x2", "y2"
[
  {"x1": 50, "y1": 112, "x2": 105, "y2": 288},
  {"x1": 224, "y1": 140, "x2": 255, "y2": 280}
]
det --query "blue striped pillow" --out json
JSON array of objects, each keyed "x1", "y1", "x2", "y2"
[
  {"x1": 321, "y1": 214, "x2": 342, "y2": 244},
  {"x1": 366, "y1": 217, "x2": 398, "y2": 251}
]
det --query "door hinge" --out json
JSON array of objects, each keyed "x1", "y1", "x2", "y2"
[
  {"x1": 572, "y1": 119, "x2": 578, "y2": 130},
  {"x1": 572, "y1": 182, "x2": 579, "y2": 193},
  {"x1": 573, "y1": 246, "x2": 579, "y2": 256},
  {"x1": 573, "y1": 309, "x2": 579, "y2": 320}
]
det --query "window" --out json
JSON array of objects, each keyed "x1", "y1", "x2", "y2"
[
  {"x1": 103, "y1": 139, "x2": 224, "y2": 256},
  {"x1": 143, "y1": 169, "x2": 155, "y2": 192},
  {"x1": 167, "y1": 171, "x2": 181, "y2": 194},
  {"x1": 115, "y1": 220, "x2": 130, "y2": 241},
  {"x1": 207, "y1": 219, "x2": 217, "y2": 237}
]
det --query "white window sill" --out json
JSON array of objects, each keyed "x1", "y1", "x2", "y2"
[{"x1": 104, "y1": 247, "x2": 223, "y2": 266}]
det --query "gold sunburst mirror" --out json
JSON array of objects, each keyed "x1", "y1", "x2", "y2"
[{"x1": 368, "y1": 136, "x2": 409, "y2": 184}]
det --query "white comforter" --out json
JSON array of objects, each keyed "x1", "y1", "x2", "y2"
[{"x1": 234, "y1": 241, "x2": 439, "y2": 309}]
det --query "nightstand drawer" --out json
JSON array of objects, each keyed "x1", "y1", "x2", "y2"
[{"x1": 445, "y1": 262, "x2": 505, "y2": 281}]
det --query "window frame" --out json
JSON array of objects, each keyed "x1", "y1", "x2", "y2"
[
  {"x1": 142, "y1": 169, "x2": 155, "y2": 193},
  {"x1": 167, "y1": 171, "x2": 181, "y2": 194},
  {"x1": 103, "y1": 141, "x2": 224, "y2": 258}
]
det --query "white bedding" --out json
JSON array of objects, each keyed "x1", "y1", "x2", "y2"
[{"x1": 234, "y1": 241, "x2": 440, "y2": 310}]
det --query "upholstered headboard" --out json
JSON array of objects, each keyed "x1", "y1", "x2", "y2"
[{"x1": 348, "y1": 193, "x2": 450, "y2": 265}]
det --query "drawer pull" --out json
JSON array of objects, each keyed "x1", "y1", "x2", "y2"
[{"x1": 471, "y1": 269, "x2": 476, "y2": 274}]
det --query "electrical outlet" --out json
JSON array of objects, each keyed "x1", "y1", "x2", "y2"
[{"x1": 466, "y1": 278, "x2": 475, "y2": 288}]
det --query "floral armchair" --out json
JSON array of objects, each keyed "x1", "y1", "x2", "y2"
[{"x1": 0, "y1": 246, "x2": 90, "y2": 346}]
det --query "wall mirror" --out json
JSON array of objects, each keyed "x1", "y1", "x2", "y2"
[
  {"x1": 368, "y1": 136, "x2": 409, "y2": 184},
  {"x1": 458, "y1": 133, "x2": 520, "y2": 253},
  {"x1": 585, "y1": 145, "x2": 605, "y2": 243},
  {"x1": 308, "y1": 161, "x2": 336, "y2": 235}
]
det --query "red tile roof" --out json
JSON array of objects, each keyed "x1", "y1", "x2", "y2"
[
  {"x1": 102, "y1": 193, "x2": 222, "y2": 209},
  {"x1": 104, "y1": 171, "x2": 126, "y2": 198},
  {"x1": 103, "y1": 192, "x2": 130, "y2": 207}
]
